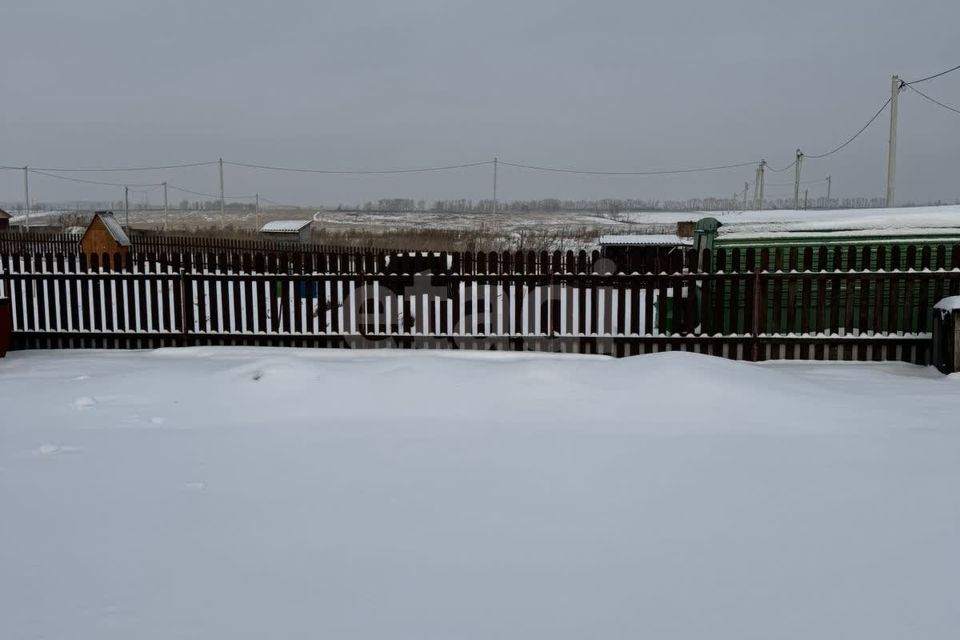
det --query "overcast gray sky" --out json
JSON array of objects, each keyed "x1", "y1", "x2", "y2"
[{"x1": 1, "y1": 0, "x2": 958, "y2": 207}]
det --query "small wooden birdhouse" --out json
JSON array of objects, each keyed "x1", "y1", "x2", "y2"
[{"x1": 80, "y1": 211, "x2": 131, "y2": 260}]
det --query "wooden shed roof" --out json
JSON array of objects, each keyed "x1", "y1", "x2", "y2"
[{"x1": 88, "y1": 212, "x2": 131, "y2": 247}]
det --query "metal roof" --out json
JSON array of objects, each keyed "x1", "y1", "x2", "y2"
[
  {"x1": 598, "y1": 234, "x2": 692, "y2": 247},
  {"x1": 97, "y1": 212, "x2": 131, "y2": 247},
  {"x1": 260, "y1": 220, "x2": 312, "y2": 233}
]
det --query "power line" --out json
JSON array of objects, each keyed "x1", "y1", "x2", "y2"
[
  {"x1": 905, "y1": 64, "x2": 960, "y2": 86},
  {"x1": 765, "y1": 160, "x2": 797, "y2": 173},
  {"x1": 28, "y1": 169, "x2": 162, "y2": 188},
  {"x1": 223, "y1": 159, "x2": 493, "y2": 174},
  {"x1": 497, "y1": 159, "x2": 756, "y2": 176},
  {"x1": 804, "y1": 97, "x2": 892, "y2": 160},
  {"x1": 28, "y1": 160, "x2": 218, "y2": 173},
  {"x1": 906, "y1": 84, "x2": 960, "y2": 116}
]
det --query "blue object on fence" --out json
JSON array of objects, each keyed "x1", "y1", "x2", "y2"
[{"x1": 298, "y1": 281, "x2": 320, "y2": 299}]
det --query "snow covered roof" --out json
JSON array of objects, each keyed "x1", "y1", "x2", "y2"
[
  {"x1": 260, "y1": 220, "x2": 312, "y2": 233},
  {"x1": 93, "y1": 212, "x2": 130, "y2": 247},
  {"x1": 599, "y1": 234, "x2": 692, "y2": 247},
  {"x1": 0, "y1": 208, "x2": 10, "y2": 219}
]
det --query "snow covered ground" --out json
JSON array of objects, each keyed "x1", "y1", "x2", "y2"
[
  {"x1": 1, "y1": 348, "x2": 959, "y2": 639},
  {"x1": 623, "y1": 203, "x2": 960, "y2": 227},
  {"x1": 13, "y1": 204, "x2": 960, "y2": 243}
]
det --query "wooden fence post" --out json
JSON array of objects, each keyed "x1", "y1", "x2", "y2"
[
  {"x1": 179, "y1": 268, "x2": 189, "y2": 345},
  {"x1": 751, "y1": 268, "x2": 762, "y2": 362}
]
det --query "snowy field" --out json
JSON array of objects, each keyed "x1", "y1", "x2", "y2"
[
  {"x1": 14, "y1": 204, "x2": 960, "y2": 241},
  {"x1": 1, "y1": 348, "x2": 959, "y2": 639}
]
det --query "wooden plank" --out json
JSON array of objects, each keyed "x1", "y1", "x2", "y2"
[
  {"x1": 903, "y1": 246, "x2": 917, "y2": 333},
  {"x1": 102, "y1": 254, "x2": 116, "y2": 333},
  {"x1": 205, "y1": 252, "x2": 220, "y2": 334},
  {"x1": 64, "y1": 254, "x2": 81, "y2": 331},
  {"x1": 669, "y1": 274, "x2": 682, "y2": 335},
  {"x1": 798, "y1": 247, "x2": 811, "y2": 334},
  {"x1": 683, "y1": 273, "x2": 698, "y2": 334},
  {"x1": 146, "y1": 254, "x2": 160, "y2": 335},
  {"x1": 55, "y1": 254, "x2": 69, "y2": 332},
  {"x1": 766, "y1": 248, "x2": 779, "y2": 333},
  {"x1": 700, "y1": 250, "x2": 713, "y2": 336},
  {"x1": 933, "y1": 245, "x2": 947, "y2": 310},
  {"x1": 281, "y1": 253, "x2": 293, "y2": 334},
  {"x1": 657, "y1": 274, "x2": 669, "y2": 334},
  {"x1": 255, "y1": 253, "x2": 267, "y2": 333},
  {"x1": 293, "y1": 253, "x2": 305, "y2": 335},
  {"x1": 917, "y1": 246, "x2": 931, "y2": 333},
  {"x1": 843, "y1": 247, "x2": 857, "y2": 336},
  {"x1": 90, "y1": 254, "x2": 103, "y2": 333},
  {"x1": 43, "y1": 254, "x2": 58, "y2": 332},
  {"x1": 828, "y1": 249, "x2": 842, "y2": 336},
  {"x1": 888, "y1": 246, "x2": 902, "y2": 334},
  {"x1": 727, "y1": 249, "x2": 741, "y2": 334},
  {"x1": 32, "y1": 253, "x2": 48, "y2": 333},
  {"x1": 711, "y1": 249, "x2": 725, "y2": 335},
  {"x1": 743, "y1": 249, "x2": 756, "y2": 340}
]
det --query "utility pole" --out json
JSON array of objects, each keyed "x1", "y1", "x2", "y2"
[
  {"x1": 743, "y1": 182, "x2": 749, "y2": 210},
  {"x1": 124, "y1": 186, "x2": 130, "y2": 232},
  {"x1": 22, "y1": 166, "x2": 30, "y2": 232},
  {"x1": 826, "y1": 175, "x2": 832, "y2": 207},
  {"x1": 803, "y1": 189, "x2": 809, "y2": 210},
  {"x1": 886, "y1": 75, "x2": 901, "y2": 207},
  {"x1": 163, "y1": 181, "x2": 168, "y2": 231},
  {"x1": 219, "y1": 157, "x2": 226, "y2": 229},
  {"x1": 492, "y1": 157, "x2": 498, "y2": 215},
  {"x1": 757, "y1": 160, "x2": 766, "y2": 210},
  {"x1": 752, "y1": 165, "x2": 761, "y2": 209},
  {"x1": 793, "y1": 149, "x2": 803, "y2": 210},
  {"x1": 255, "y1": 193, "x2": 260, "y2": 231}
]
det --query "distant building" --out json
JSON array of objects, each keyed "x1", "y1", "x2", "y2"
[
  {"x1": 259, "y1": 219, "x2": 312, "y2": 243},
  {"x1": 80, "y1": 211, "x2": 131, "y2": 259},
  {"x1": 0, "y1": 208, "x2": 10, "y2": 232}
]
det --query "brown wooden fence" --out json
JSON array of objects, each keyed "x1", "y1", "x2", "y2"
[{"x1": 2, "y1": 248, "x2": 954, "y2": 363}]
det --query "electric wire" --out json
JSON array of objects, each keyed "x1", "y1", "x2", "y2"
[
  {"x1": 497, "y1": 159, "x2": 756, "y2": 176},
  {"x1": 905, "y1": 64, "x2": 960, "y2": 86},
  {"x1": 764, "y1": 160, "x2": 797, "y2": 173},
  {"x1": 223, "y1": 160, "x2": 493, "y2": 174},
  {"x1": 27, "y1": 169, "x2": 162, "y2": 188},
  {"x1": 803, "y1": 97, "x2": 892, "y2": 160},
  {"x1": 28, "y1": 160, "x2": 218, "y2": 173},
  {"x1": 906, "y1": 84, "x2": 960, "y2": 116}
]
